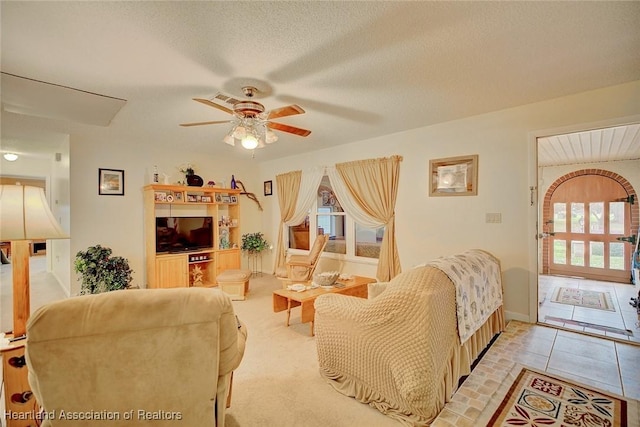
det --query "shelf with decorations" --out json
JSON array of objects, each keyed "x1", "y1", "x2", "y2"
[
  {"x1": 144, "y1": 184, "x2": 242, "y2": 288},
  {"x1": 188, "y1": 254, "x2": 215, "y2": 287}
]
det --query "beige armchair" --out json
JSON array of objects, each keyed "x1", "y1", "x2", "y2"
[
  {"x1": 314, "y1": 263, "x2": 504, "y2": 426},
  {"x1": 276, "y1": 233, "x2": 329, "y2": 286},
  {"x1": 26, "y1": 287, "x2": 247, "y2": 426}
]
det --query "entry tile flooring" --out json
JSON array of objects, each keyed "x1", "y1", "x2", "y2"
[
  {"x1": 538, "y1": 274, "x2": 640, "y2": 343},
  {"x1": 432, "y1": 320, "x2": 640, "y2": 426}
]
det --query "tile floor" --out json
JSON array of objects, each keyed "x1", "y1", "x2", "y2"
[
  {"x1": 538, "y1": 274, "x2": 640, "y2": 343},
  {"x1": 433, "y1": 320, "x2": 640, "y2": 426}
]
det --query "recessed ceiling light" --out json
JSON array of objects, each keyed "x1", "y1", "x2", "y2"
[{"x1": 3, "y1": 153, "x2": 18, "y2": 161}]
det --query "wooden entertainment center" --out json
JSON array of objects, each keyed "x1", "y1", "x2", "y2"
[{"x1": 144, "y1": 184, "x2": 242, "y2": 288}]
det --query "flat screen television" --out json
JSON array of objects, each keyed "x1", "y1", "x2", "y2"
[{"x1": 156, "y1": 216, "x2": 213, "y2": 253}]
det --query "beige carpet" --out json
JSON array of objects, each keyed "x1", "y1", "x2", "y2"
[
  {"x1": 225, "y1": 274, "x2": 398, "y2": 427},
  {"x1": 0, "y1": 265, "x2": 396, "y2": 426}
]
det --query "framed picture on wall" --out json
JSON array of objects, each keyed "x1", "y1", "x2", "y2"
[
  {"x1": 264, "y1": 180, "x2": 273, "y2": 196},
  {"x1": 98, "y1": 168, "x2": 125, "y2": 196},
  {"x1": 428, "y1": 155, "x2": 478, "y2": 197}
]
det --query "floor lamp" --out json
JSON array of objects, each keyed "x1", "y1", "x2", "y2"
[{"x1": 0, "y1": 185, "x2": 68, "y2": 338}]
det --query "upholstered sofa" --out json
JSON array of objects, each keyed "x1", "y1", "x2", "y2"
[
  {"x1": 26, "y1": 287, "x2": 247, "y2": 426},
  {"x1": 314, "y1": 249, "x2": 505, "y2": 426}
]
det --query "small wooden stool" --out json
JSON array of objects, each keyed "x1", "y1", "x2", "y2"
[{"x1": 216, "y1": 269, "x2": 252, "y2": 301}]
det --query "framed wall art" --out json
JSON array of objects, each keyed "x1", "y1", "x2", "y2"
[
  {"x1": 98, "y1": 168, "x2": 125, "y2": 196},
  {"x1": 429, "y1": 155, "x2": 478, "y2": 197},
  {"x1": 264, "y1": 180, "x2": 273, "y2": 196}
]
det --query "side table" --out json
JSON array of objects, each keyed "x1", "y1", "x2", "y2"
[
  {"x1": 245, "y1": 252, "x2": 263, "y2": 277},
  {"x1": 1, "y1": 335, "x2": 40, "y2": 427}
]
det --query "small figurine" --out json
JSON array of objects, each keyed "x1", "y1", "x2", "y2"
[{"x1": 192, "y1": 265, "x2": 204, "y2": 286}]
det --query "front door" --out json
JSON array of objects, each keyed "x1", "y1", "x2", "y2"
[{"x1": 548, "y1": 175, "x2": 632, "y2": 283}]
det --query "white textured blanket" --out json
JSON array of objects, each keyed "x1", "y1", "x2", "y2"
[{"x1": 428, "y1": 249, "x2": 503, "y2": 344}]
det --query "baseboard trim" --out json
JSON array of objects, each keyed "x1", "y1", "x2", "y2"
[{"x1": 504, "y1": 310, "x2": 530, "y2": 323}]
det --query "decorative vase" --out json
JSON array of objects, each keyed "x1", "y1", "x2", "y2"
[
  {"x1": 231, "y1": 175, "x2": 237, "y2": 189},
  {"x1": 187, "y1": 174, "x2": 204, "y2": 187}
]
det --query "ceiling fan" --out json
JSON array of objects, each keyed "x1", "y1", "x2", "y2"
[{"x1": 180, "y1": 86, "x2": 311, "y2": 150}]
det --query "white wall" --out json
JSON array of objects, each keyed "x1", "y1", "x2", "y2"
[
  {"x1": 258, "y1": 80, "x2": 640, "y2": 322},
  {"x1": 27, "y1": 80, "x2": 639, "y2": 316},
  {"x1": 70, "y1": 139, "x2": 263, "y2": 295},
  {"x1": 50, "y1": 143, "x2": 72, "y2": 294}
]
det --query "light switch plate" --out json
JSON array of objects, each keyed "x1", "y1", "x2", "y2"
[{"x1": 486, "y1": 213, "x2": 502, "y2": 223}]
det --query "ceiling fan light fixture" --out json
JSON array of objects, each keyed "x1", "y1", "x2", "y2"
[
  {"x1": 184, "y1": 89, "x2": 311, "y2": 150},
  {"x1": 232, "y1": 125, "x2": 246, "y2": 139},
  {"x1": 241, "y1": 134, "x2": 259, "y2": 150},
  {"x1": 266, "y1": 130, "x2": 278, "y2": 144}
]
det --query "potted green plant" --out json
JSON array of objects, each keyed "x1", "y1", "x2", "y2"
[
  {"x1": 241, "y1": 232, "x2": 269, "y2": 254},
  {"x1": 74, "y1": 244, "x2": 133, "y2": 294}
]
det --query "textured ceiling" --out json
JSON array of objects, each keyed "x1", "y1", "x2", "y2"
[{"x1": 1, "y1": 1, "x2": 639, "y2": 162}]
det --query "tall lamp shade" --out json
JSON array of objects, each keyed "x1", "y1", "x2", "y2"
[{"x1": 0, "y1": 185, "x2": 69, "y2": 337}]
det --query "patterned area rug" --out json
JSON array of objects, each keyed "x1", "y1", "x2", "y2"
[
  {"x1": 551, "y1": 287, "x2": 616, "y2": 311},
  {"x1": 480, "y1": 366, "x2": 638, "y2": 426}
]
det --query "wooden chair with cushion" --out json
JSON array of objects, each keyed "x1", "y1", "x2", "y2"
[{"x1": 276, "y1": 233, "x2": 330, "y2": 287}]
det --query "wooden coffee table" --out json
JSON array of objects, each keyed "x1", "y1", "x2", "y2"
[{"x1": 272, "y1": 275, "x2": 376, "y2": 335}]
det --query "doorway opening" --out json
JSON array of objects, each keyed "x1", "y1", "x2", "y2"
[{"x1": 536, "y1": 125, "x2": 640, "y2": 344}]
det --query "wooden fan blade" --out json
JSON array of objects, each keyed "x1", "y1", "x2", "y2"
[
  {"x1": 267, "y1": 104, "x2": 305, "y2": 120},
  {"x1": 180, "y1": 120, "x2": 232, "y2": 127},
  {"x1": 267, "y1": 121, "x2": 311, "y2": 137},
  {"x1": 193, "y1": 98, "x2": 234, "y2": 115}
]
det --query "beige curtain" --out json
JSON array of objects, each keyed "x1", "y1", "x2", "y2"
[
  {"x1": 274, "y1": 170, "x2": 302, "y2": 271},
  {"x1": 335, "y1": 155, "x2": 403, "y2": 281}
]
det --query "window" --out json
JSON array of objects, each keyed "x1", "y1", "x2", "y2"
[
  {"x1": 355, "y1": 223, "x2": 384, "y2": 258},
  {"x1": 318, "y1": 177, "x2": 346, "y2": 254},
  {"x1": 287, "y1": 175, "x2": 384, "y2": 260}
]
